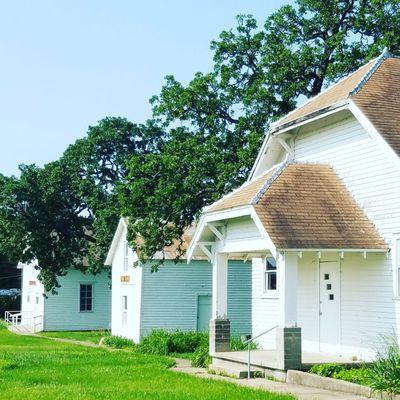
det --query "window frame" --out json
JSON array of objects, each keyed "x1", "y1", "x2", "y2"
[
  {"x1": 123, "y1": 240, "x2": 129, "y2": 273},
  {"x1": 79, "y1": 283, "x2": 94, "y2": 313},
  {"x1": 263, "y1": 257, "x2": 278, "y2": 297},
  {"x1": 122, "y1": 295, "x2": 128, "y2": 326}
]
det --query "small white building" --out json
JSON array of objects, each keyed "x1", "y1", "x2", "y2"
[
  {"x1": 105, "y1": 218, "x2": 252, "y2": 342},
  {"x1": 9, "y1": 261, "x2": 111, "y2": 332},
  {"x1": 188, "y1": 50, "x2": 400, "y2": 372}
]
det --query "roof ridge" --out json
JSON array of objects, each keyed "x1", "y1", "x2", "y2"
[
  {"x1": 203, "y1": 163, "x2": 281, "y2": 213},
  {"x1": 349, "y1": 48, "x2": 395, "y2": 96},
  {"x1": 251, "y1": 161, "x2": 289, "y2": 204}
]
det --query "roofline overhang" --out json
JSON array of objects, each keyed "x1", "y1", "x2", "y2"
[
  {"x1": 270, "y1": 100, "x2": 349, "y2": 136},
  {"x1": 281, "y1": 248, "x2": 388, "y2": 253},
  {"x1": 187, "y1": 205, "x2": 279, "y2": 262},
  {"x1": 104, "y1": 217, "x2": 128, "y2": 266}
]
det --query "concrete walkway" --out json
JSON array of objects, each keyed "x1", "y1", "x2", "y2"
[{"x1": 172, "y1": 358, "x2": 370, "y2": 400}]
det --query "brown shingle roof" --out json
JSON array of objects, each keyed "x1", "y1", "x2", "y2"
[
  {"x1": 206, "y1": 163, "x2": 387, "y2": 250},
  {"x1": 272, "y1": 55, "x2": 400, "y2": 158},
  {"x1": 273, "y1": 59, "x2": 375, "y2": 130},
  {"x1": 352, "y1": 57, "x2": 400, "y2": 156},
  {"x1": 208, "y1": 166, "x2": 278, "y2": 212}
]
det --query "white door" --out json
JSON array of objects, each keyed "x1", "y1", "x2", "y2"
[{"x1": 319, "y1": 261, "x2": 340, "y2": 352}]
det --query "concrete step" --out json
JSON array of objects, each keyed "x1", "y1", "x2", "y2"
[
  {"x1": 8, "y1": 325, "x2": 34, "y2": 334},
  {"x1": 210, "y1": 356, "x2": 287, "y2": 381}
]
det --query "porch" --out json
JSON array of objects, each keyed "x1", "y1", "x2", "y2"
[{"x1": 211, "y1": 349, "x2": 366, "y2": 379}]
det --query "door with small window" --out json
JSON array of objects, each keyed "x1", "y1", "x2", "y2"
[{"x1": 319, "y1": 261, "x2": 340, "y2": 351}]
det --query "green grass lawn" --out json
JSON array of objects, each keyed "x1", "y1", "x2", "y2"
[
  {"x1": 0, "y1": 325, "x2": 294, "y2": 400},
  {"x1": 38, "y1": 329, "x2": 108, "y2": 344}
]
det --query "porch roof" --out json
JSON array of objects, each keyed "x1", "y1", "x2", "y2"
[{"x1": 205, "y1": 162, "x2": 387, "y2": 250}]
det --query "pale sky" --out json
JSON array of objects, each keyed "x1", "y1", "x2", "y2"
[{"x1": 0, "y1": 1, "x2": 290, "y2": 176}]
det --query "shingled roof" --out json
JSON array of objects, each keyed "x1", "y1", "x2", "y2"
[
  {"x1": 207, "y1": 162, "x2": 387, "y2": 250},
  {"x1": 271, "y1": 52, "x2": 400, "y2": 157}
]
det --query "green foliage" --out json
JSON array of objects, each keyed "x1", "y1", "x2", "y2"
[
  {"x1": 135, "y1": 330, "x2": 171, "y2": 356},
  {"x1": 365, "y1": 337, "x2": 400, "y2": 394},
  {"x1": 0, "y1": 319, "x2": 7, "y2": 330},
  {"x1": 121, "y1": 1, "x2": 400, "y2": 264},
  {"x1": 309, "y1": 363, "x2": 345, "y2": 378},
  {"x1": 135, "y1": 330, "x2": 208, "y2": 356},
  {"x1": 39, "y1": 330, "x2": 110, "y2": 345},
  {"x1": 0, "y1": 296, "x2": 19, "y2": 319},
  {"x1": 191, "y1": 344, "x2": 212, "y2": 368},
  {"x1": 102, "y1": 335, "x2": 137, "y2": 350},
  {"x1": 309, "y1": 363, "x2": 369, "y2": 386},
  {"x1": 0, "y1": 118, "x2": 164, "y2": 291},
  {"x1": 230, "y1": 336, "x2": 257, "y2": 351}
]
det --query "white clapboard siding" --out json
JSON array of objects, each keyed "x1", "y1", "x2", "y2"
[
  {"x1": 293, "y1": 115, "x2": 400, "y2": 355},
  {"x1": 110, "y1": 225, "x2": 142, "y2": 342},
  {"x1": 251, "y1": 257, "x2": 279, "y2": 349}
]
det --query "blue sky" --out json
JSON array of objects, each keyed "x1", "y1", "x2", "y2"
[{"x1": 0, "y1": 1, "x2": 290, "y2": 176}]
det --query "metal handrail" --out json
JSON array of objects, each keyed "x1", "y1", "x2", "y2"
[{"x1": 245, "y1": 325, "x2": 278, "y2": 379}]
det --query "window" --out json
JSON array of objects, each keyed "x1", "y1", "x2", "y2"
[
  {"x1": 27, "y1": 295, "x2": 30, "y2": 303},
  {"x1": 263, "y1": 257, "x2": 277, "y2": 294},
  {"x1": 80, "y1": 284, "x2": 93, "y2": 312},
  {"x1": 35, "y1": 296, "x2": 39, "y2": 305},
  {"x1": 123, "y1": 240, "x2": 129, "y2": 273},
  {"x1": 122, "y1": 296, "x2": 128, "y2": 326}
]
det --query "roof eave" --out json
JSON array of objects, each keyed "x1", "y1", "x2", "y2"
[{"x1": 270, "y1": 99, "x2": 349, "y2": 135}]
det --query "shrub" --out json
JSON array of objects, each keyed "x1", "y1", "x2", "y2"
[
  {"x1": 309, "y1": 363, "x2": 344, "y2": 378},
  {"x1": 191, "y1": 344, "x2": 211, "y2": 368},
  {"x1": 136, "y1": 330, "x2": 171, "y2": 356},
  {"x1": 366, "y1": 337, "x2": 400, "y2": 395},
  {"x1": 102, "y1": 335, "x2": 136, "y2": 350},
  {"x1": 169, "y1": 331, "x2": 208, "y2": 354},
  {"x1": 230, "y1": 336, "x2": 257, "y2": 351},
  {"x1": 310, "y1": 363, "x2": 370, "y2": 386}
]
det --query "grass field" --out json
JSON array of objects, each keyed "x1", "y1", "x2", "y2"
[
  {"x1": 0, "y1": 324, "x2": 294, "y2": 400},
  {"x1": 38, "y1": 330, "x2": 108, "y2": 344}
]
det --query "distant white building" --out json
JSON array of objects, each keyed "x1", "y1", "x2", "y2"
[{"x1": 105, "y1": 218, "x2": 252, "y2": 342}]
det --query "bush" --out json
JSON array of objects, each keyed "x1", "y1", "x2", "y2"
[
  {"x1": 0, "y1": 319, "x2": 7, "y2": 330},
  {"x1": 102, "y1": 335, "x2": 136, "y2": 350},
  {"x1": 309, "y1": 363, "x2": 345, "y2": 378},
  {"x1": 168, "y1": 331, "x2": 208, "y2": 354},
  {"x1": 191, "y1": 344, "x2": 211, "y2": 368},
  {"x1": 309, "y1": 363, "x2": 369, "y2": 386},
  {"x1": 135, "y1": 330, "x2": 209, "y2": 356},
  {"x1": 366, "y1": 337, "x2": 400, "y2": 395},
  {"x1": 136, "y1": 330, "x2": 171, "y2": 356},
  {"x1": 230, "y1": 336, "x2": 257, "y2": 351}
]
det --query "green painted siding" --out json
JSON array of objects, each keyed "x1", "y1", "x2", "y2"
[
  {"x1": 228, "y1": 260, "x2": 252, "y2": 337},
  {"x1": 140, "y1": 260, "x2": 251, "y2": 337},
  {"x1": 43, "y1": 269, "x2": 111, "y2": 331}
]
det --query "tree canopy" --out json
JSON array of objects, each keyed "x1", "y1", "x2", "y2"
[
  {"x1": 120, "y1": 0, "x2": 400, "y2": 265},
  {"x1": 1, "y1": 0, "x2": 400, "y2": 289}
]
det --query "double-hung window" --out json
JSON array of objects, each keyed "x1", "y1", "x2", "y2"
[
  {"x1": 122, "y1": 296, "x2": 128, "y2": 326},
  {"x1": 123, "y1": 240, "x2": 129, "y2": 273},
  {"x1": 263, "y1": 257, "x2": 277, "y2": 295},
  {"x1": 80, "y1": 284, "x2": 93, "y2": 312}
]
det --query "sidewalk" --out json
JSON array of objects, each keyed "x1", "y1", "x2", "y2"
[{"x1": 172, "y1": 358, "x2": 370, "y2": 400}]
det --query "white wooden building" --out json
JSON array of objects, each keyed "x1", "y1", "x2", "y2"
[
  {"x1": 188, "y1": 50, "x2": 400, "y2": 371},
  {"x1": 105, "y1": 218, "x2": 252, "y2": 342}
]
